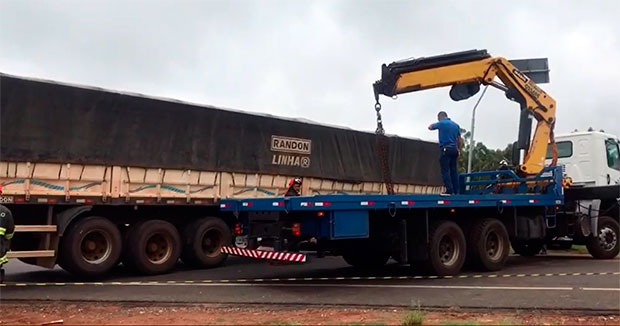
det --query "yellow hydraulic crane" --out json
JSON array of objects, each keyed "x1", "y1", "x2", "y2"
[{"x1": 373, "y1": 49, "x2": 558, "y2": 176}]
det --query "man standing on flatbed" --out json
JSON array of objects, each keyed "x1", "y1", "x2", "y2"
[{"x1": 428, "y1": 111, "x2": 463, "y2": 195}]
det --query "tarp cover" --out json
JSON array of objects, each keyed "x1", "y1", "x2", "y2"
[{"x1": 0, "y1": 74, "x2": 442, "y2": 185}]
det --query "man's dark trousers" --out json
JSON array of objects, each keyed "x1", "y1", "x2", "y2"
[{"x1": 440, "y1": 146, "x2": 459, "y2": 194}]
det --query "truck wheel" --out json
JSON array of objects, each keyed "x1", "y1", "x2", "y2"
[
  {"x1": 468, "y1": 218, "x2": 509, "y2": 271},
  {"x1": 59, "y1": 216, "x2": 122, "y2": 277},
  {"x1": 425, "y1": 220, "x2": 466, "y2": 276},
  {"x1": 586, "y1": 216, "x2": 619, "y2": 259},
  {"x1": 181, "y1": 217, "x2": 231, "y2": 268},
  {"x1": 511, "y1": 240, "x2": 543, "y2": 256},
  {"x1": 124, "y1": 220, "x2": 181, "y2": 275}
]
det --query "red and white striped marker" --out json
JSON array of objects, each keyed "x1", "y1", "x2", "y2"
[{"x1": 221, "y1": 246, "x2": 306, "y2": 263}]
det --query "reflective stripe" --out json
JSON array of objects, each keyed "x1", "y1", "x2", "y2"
[
  {"x1": 0, "y1": 255, "x2": 8, "y2": 265},
  {"x1": 0, "y1": 227, "x2": 5, "y2": 236},
  {"x1": 5, "y1": 232, "x2": 13, "y2": 240}
]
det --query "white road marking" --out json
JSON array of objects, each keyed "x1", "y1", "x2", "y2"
[
  {"x1": 115, "y1": 282, "x2": 581, "y2": 291},
  {"x1": 582, "y1": 288, "x2": 620, "y2": 292}
]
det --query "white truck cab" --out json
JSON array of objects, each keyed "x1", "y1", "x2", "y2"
[{"x1": 546, "y1": 131, "x2": 620, "y2": 187}]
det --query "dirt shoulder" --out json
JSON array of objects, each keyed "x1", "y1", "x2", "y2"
[{"x1": 0, "y1": 302, "x2": 618, "y2": 325}]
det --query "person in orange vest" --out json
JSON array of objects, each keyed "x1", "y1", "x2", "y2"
[
  {"x1": 285, "y1": 178, "x2": 302, "y2": 197},
  {"x1": 0, "y1": 184, "x2": 15, "y2": 283}
]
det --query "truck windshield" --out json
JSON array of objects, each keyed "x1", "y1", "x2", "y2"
[
  {"x1": 546, "y1": 141, "x2": 572, "y2": 159},
  {"x1": 605, "y1": 139, "x2": 620, "y2": 171}
]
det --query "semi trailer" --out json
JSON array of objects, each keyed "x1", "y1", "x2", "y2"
[{"x1": 0, "y1": 73, "x2": 442, "y2": 277}]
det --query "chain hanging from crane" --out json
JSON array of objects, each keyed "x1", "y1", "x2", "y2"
[{"x1": 374, "y1": 101, "x2": 395, "y2": 195}]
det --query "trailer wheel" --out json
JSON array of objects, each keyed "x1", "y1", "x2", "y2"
[
  {"x1": 124, "y1": 220, "x2": 181, "y2": 275},
  {"x1": 468, "y1": 218, "x2": 509, "y2": 271},
  {"x1": 181, "y1": 217, "x2": 231, "y2": 268},
  {"x1": 586, "y1": 216, "x2": 619, "y2": 259},
  {"x1": 59, "y1": 216, "x2": 122, "y2": 277},
  {"x1": 511, "y1": 240, "x2": 544, "y2": 256},
  {"x1": 425, "y1": 220, "x2": 466, "y2": 276}
]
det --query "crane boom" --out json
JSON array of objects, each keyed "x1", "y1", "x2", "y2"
[{"x1": 373, "y1": 49, "x2": 557, "y2": 175}]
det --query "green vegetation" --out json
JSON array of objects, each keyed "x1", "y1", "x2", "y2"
[{"x1": 401, "y1": 303, "x2": 425, "y2": 326}]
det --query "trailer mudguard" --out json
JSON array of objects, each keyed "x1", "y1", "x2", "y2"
[{"x1": 56, "y1": 206, "x2": 93, "y2": 237}]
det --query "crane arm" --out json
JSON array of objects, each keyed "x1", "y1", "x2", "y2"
[{"x1": 373, "y1": 49, "x2": 557, "y2": 175}]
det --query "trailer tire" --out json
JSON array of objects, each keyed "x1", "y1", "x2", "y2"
[
  {"x1": 59, "y1": 216, "x2": 122, "y2": 277},
  {"x1": 511, "y1": 240, "x2": 544, "y2": 256},
  {"x1": 425, "y1": 220, "x2": 466, "y2": 276},
  {"x1": 124, "y1": 220, "x2": 181, "y2": 275},
  {"x1": 468, "y1": 218, "x2": 509, "y2": 271},
  {"x1": 586, "y1": 216, "x2": 619, "y2": 259},
  {"x1": 181, "y1": 217, "x2": 231, "y2": 268}
]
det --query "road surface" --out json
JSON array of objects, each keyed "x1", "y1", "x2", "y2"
[{"x1": 1, "y1": 253, "x2": 619, "y2": 312}]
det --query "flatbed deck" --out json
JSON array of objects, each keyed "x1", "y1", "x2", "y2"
[{"x1": 220, "y1": 192, "x2": 563, "y2": 213}]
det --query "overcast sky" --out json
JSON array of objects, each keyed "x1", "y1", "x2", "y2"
[{"x1": 1, "y1": 0, "x2": 619, "y2": 149}]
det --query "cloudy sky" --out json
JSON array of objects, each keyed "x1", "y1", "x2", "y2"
[{"x1": 1, "y1": 0, "x2": 619, "y2": 149}]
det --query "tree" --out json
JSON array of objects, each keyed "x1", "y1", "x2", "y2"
[{"x1": 458, "y1": 128, "x2": 514, "y2": 173}]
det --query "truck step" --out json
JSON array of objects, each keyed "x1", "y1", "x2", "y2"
[
  {"x1": 7, "y1": 250, "x2": 55, "y2": 258},
  {"x1": 14, "y1": 225, "x2": 57, "y2": 232},
  {"x1": 221, "y1": 246, "x2": 306, "y2": 263}
]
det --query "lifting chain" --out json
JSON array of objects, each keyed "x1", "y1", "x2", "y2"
[{"x1": 374, "y1": 102, "x2": 395, "y2": 195}]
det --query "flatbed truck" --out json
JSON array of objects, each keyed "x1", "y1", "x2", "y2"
[{"x1": 218, "y1": 49, "x2": 620, "y2": 275}]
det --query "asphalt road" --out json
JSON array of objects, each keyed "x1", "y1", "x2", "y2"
[{"x1": 1, "y1": 253, "x2": 619, "y2": 312}]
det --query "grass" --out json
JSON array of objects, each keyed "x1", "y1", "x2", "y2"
[
  {"x1": 571, "y1": 244, "x2": 588, "y2": 254},
  {"x1": 401, "y1": 303, "x2": 425, "y2": 326}
]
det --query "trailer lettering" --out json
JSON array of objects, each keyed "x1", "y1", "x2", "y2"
[
  {"x1": 271, "y1": 136, "x2": 312, "y2": 154},
  {"x1": 272, "y1": 154, "x2": 310, "y2": 168}
]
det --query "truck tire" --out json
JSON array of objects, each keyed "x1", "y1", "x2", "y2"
[
  {"x1": 425, "y1": 220, "x2": 466, "y2": 276},
  {"x1": 586, "y1": 216, "x2": 619, "y2": 259},
  {"x1": 59, "y1": 216, "x2": 122, "y2": 277},
  {"x1": 181, "y1": 217, "x2": 231, "y2": 268},
  {"x1": 511, "y1": 240, "x2": 543, "y2": 256},
  {"x1": 467, "y1": 218, "x2": 509, "y2": 271},
  {"x1": 124, "y1": 220, "x2": 181, "y2": 275}
]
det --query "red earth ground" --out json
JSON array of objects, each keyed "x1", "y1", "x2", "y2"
[{"x1": 1, "y1": 302, "x2": 618, "y2": 325}]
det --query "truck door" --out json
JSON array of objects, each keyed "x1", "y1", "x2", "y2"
[{"x1": 604, "y1": 138, "x2": 620, "y2": 185}]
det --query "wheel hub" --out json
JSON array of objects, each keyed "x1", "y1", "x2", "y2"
[
  {"x1": 438, "y1": 235, "x2": 459, "y2": 266},
  {"x1": 485, "y1": 231, "x2": 503, "y2": 260},
  {"x1": 80, "y1": 230, "x2": 112, "y2": 264},
  {"x1": 145, "y1": 233, "x2": 173, "y2": 264},
  {"x1": 598, "y1": 227, "x2": 617, "y2": 251},
  {"x1": 201, "y1": 229, "x2": 223, "y2": 258}
]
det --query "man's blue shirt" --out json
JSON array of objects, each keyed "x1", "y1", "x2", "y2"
[{"x1": 430, "y1": 118, "x2": 460, "y2": 147}]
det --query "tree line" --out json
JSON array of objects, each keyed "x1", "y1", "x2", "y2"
[{"x1": 458, "y1": 129, "x2": 514, "y2": 172}]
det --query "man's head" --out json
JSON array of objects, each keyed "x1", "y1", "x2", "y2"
[{"x1": 437, "y1": 111, "x2": 448, "y2": 121}]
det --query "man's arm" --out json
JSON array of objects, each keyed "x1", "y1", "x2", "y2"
[{"x1": 428, "y1": 122, "x2": 438, "y2": 130}]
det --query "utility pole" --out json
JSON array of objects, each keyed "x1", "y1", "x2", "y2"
[
  {"x1": 466, "y1": 85, "x2": 489, "y2": 174},
  {"x1": 466, "y1": 58, "x2": 549, "y2": 174}
]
